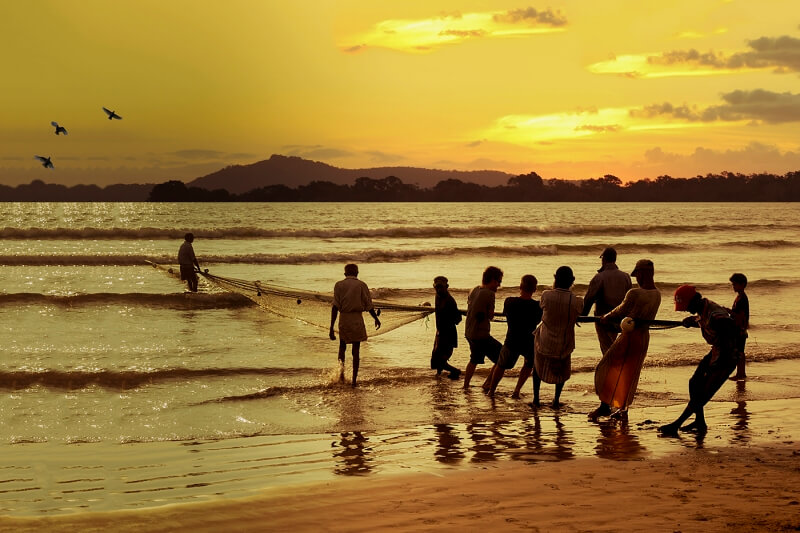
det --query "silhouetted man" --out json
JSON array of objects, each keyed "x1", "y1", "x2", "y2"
[
  {"x1": 583, "y1": 247, "x2": 632, "y2": 355},
  {"x1": 178, "y1": 233, "x2": 201, "y2": 292}
]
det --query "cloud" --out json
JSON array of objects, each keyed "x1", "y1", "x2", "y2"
[
  {"x1": 639, "y1": 142, "x2": 800, "y2": 175},
  {"x1": 630, "y1": 89, "x2": 800, "y2": 124},
  {"x1": 363, "y1": 150, "x2": 406, "y2": 163},
  {"x1": 283, "y1": 145, "x2": 354, "y2": 160},
  {"x1": 165, "y1": 149, "x2": 258, "y2": 161},
  {"x1": 341, "y1": 6, "x2": 567, "y2": 53},
  {"x1": 575, "y1": 124, "x2": 621, "y2": 133},
  {"x1": 590, "y1": 34, "x2": 800, "y2": 78},
  {"x1": 492, "y1": 7, "x2": 567, "y2": 26}
]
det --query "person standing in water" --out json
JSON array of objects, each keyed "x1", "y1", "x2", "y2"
[
  {"x1": 463, "y1": 266, "x2": 503, "y2": 390},
  {"x1": 178, "y1": 232, "x2": 201, "y2": 292},
  {"x1": 329, "y1": 263, "x2": 381, "y2": 387},
  {"x1": 486, "y1": 274, "x2": 542, "y2": 397},
  {"x1": 588, "y1": 259, "x2": 661, "y2": 420},
  {"x1": 431, "y1": 276, "x2": 462, "y2": 380},
  {"x1": 532, "y1": 266, "x2": 583, "y2": 408},
  {"x1": 582, "y1": 247, "x2": 632, "y2": 356},
  {"x1": 728, "y1": 273, "x2": 750, "y2": 381},
  {"x1": 659, "y1": 285, "x2": 741, "y2": 435}
]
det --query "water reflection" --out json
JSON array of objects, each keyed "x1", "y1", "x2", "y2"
[
  {"x1": 593, "y1": 418, "x2": 646, "y2": 460},
  {"x1": 729, "y1": 381, "x2": 750, "y2": 444},
  {"x1": 332, "y1": 431, "x2": 374, "y2": 475},
  {"x1": 433, "y1": 423, "x2": 465, "y2": 464}
]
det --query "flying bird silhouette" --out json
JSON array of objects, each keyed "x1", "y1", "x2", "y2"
[
  {"x1": 51, "y1": 121, "x2": 68, "y2": 135},
  {"x1": 35, "y1": 155, "x2": 54, "y2": 169},
  {"x1": 102, "y1": 107, "x2": 122, "y2": 120}
]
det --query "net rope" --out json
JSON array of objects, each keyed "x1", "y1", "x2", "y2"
[{"x1": 201, "y1": 271, "x2": 434, "y2": 337}]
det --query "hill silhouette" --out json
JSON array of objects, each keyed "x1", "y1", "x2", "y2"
[{"x1": 187, "y1": 154, "x2": 514, "y2": 194}]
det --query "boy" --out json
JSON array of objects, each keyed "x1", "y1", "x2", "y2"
[
  {"x1": 728, "y1": 273, "x2": 749, "y2": 381},
  {"x1": 486, "y1": 275, "x2": 542, "y2": 397}
]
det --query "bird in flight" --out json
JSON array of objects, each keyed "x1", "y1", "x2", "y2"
[
  {"x1": 102, "y1": 107, "x2": 122, "y2": 120},
  {"x1": 35, "y1": 155, "x2": 54, "y2": 169},
  {"x1": 51, "y1": 121, "x2": 68, "y2": 135}
]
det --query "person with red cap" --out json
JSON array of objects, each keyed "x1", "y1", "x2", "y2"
[{"x1": 658, "y1": 285, "x2": 743, "y2": 435}]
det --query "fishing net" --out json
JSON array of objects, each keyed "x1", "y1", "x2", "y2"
[{"x1": 201, "y1": 271, "x2": 434, "y2": 337}]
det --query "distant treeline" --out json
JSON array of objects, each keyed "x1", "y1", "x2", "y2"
[
  {"x1": 0, "y1": 180, "x2": 153, "y2": 201},
  {"x1": 4, "y1": 172, "x2": 800, "y2": 202},
  {"x1": 149, "y1": 171, "x2": 800, "y2": 202}
]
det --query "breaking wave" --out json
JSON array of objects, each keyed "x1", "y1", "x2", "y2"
[
  {"x1": 1, "y1": 223, "x2": 798, "y2": 240},
  {"x1": 0, "y1": 292, "x2": 255, "y2": 309}
]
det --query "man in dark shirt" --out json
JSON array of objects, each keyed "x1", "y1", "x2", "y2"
[
  {"x1": 582, "y1": 247, "x2": 632, "y2": 355},
  {"x1": 659, "y1": 285, "x2": 742, "y2": 435},
  {"x1": 178, "y1": 233, "x2": 201, "y2": 292},
  {"x1": 486, "y1": 275, "x2": 542, "y2": 397},
  {"x1": 431, "y1": 276, "x2": 462, "y2": 380}
]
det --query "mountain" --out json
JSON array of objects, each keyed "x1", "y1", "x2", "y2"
[{"x1": 187, "y1": 154, "x2": 515, "y2": 194}]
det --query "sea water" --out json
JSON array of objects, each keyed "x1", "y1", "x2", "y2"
[{"x1": 0, "y1": 202, "x2": 798, "y2": 513}]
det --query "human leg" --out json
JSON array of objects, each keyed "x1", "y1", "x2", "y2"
[
  {"x1": 337, "y1": 341, "x2": 347, "y2": 382},
  {"x1": 463, "y1": 362, "x2": 477, "y2": 389},
  {"x1": 552, "y1": 382, "x2": 564, "y2": 408},
  {"x1": 532, "y1": 369, "x2": 541, "y2": 407},
  {"x1": 512, "y1": 367, "x2": 531, "y2": 399},
  {"x1": 351, "y1": 342, "x2": 361, "y2": 387}
]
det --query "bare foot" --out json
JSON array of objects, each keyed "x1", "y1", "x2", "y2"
[
  {"x1": 511, "y1": 392, "x2": 520, "y2": 399},
  {"x1": 680, "y1": 421, "x2": 707, "y2": 434},
  {"x1": 658, "y1": 423, "x2": 680, "y2": 435}
]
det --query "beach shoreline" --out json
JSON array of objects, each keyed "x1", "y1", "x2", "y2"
[
  {"x1": 2, "y1": 394, "x2": 799, "y2": 532},
  {"x1": 4, "y1": 442, "x2": 798, "y2": 532}
]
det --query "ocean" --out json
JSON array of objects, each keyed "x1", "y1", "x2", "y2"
[{"x1": 1, "y1": 201, "x2": 799, "y2": 515}]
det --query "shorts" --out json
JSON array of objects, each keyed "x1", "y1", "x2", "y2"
[
  {"x1": 431, "y1": 333, "x2": 455, "y2": 370},
  {"x1": 497, "y1": 344, "x2": 534, "y2": 370},
  {"x1": 688, "y1": 349, "x2": 738, "y2": 406},
  {"x1": 180, "y1": 264, "x2": 197, "y2": 281},
  {"x1": 467, "y1": 336, "x2": 502, "y2": 365}
]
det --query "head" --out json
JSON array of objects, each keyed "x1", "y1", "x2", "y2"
[
  {"x1": 344, "y1": 263, "x2": 359, "y2": 277},
  {"x1": 600, "y1": 247, "x2": 617, "y2": 264},
  {"x1": 631, "y1": 258, "x2": 654, "y2": 284},
  {"x1": 184, "y1": 232, "x2": 194, "y2": 243},
  {"x1": 553, "y1": 266, "x2": 574, "y2": 290},
  {"x1": 433, "y1": 275, "x2": 449, "y2": 294},
  {"x1": 482, "y1": 266, "x2": 503, "y2": 290},
  {"x1": 519, "y1": 274, "x2": 537, "y2": 297},
  {"x1": 674, "y1": 284, "x2": 702, "y2": 313},
  {"x1": 730, "y1": 272, "x2": 747, "y2": 292}
]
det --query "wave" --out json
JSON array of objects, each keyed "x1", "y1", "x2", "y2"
[
  {"x1": 3, "y1": 239, "x2": 796, "y2": 266},
  {"x1": 0, "y1": 292, "x2": 255, "y2": 309},
  {"x1": 0, "y1": 367, "x2": 310, "y2": 390},
  {"x1": 2, "y1": 222, "x2": 799, "y2": 240}
]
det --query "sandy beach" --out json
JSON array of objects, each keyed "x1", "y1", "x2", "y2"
[{"x1": 3, "y1": 395, "x2": 799, "y2": 533}]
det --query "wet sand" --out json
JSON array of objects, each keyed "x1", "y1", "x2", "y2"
[{"x1": 2, "y1": 392, "x2": 799, "y2": 532}]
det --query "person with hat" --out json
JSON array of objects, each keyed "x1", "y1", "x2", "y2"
[
  {"x1": 178, "y1": 232, "x2": 201, "y2": 292},
  {"x1": 431, "y1": 275, "x2": 462, "y2": 380},
  {"x1": 588, "y1": 259, "x2": 661, "y2": 420},
  {"x1": 582, "y1": 247, "x2": 632, "y2": 356},
  {"x1": 658, "y1": 285, "x2": 742, "y2": 435}
]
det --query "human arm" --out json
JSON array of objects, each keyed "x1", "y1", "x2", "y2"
[
  {"x1": 601, "y1": 289, "x2": 634, "y2": 323},
  {"x1": 368, "y1": 308, "x2": 381, "y2": 330},
  {"x1": 682, "y1": 315, "x2": 700, "y2": 328},
  {"x1": 582, "y1": 276, "x2": 601, "y2": 315},
  {"x1": 329, "y1": 306, "x2": 338, "y2": 340}
]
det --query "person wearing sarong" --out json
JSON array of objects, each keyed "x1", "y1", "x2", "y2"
[
  {"x1": 588, "y1": 259, "x2": 661, "y2": 420},
  {"x1": 329, "y1": 264, "x2": 381, "y2": 387},
  {"x1": 659, "y1": 285, "x2": 742, "y2": 435},
  {"x1": 532, "y1": 266, "x2": 583, "y2": 408}
]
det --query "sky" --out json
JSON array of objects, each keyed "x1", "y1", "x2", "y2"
[{"x1": 2, "y1": 0, "x2": 800, "y2": 186}]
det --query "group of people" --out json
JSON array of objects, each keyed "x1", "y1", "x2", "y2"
[
  {"x1": 179, "y1": 234, "x2": 750, "y2": 435},
  {"x1": 326, "y1": 248, "x2": 750, "y2": 435}
]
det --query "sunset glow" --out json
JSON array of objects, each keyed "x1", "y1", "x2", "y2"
[{"x1": 1, "y1": 0, "x2": 799, "y2": 186}]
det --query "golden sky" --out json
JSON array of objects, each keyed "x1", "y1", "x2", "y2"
[{"x1": 2, "y1": 0, "x2": 800, "y2": 185}]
